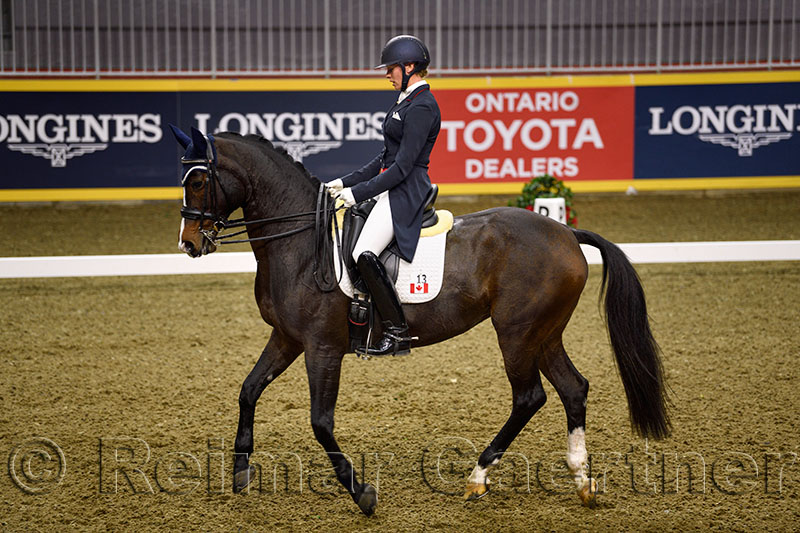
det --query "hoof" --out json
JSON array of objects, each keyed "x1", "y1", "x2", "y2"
[
  {"x1": 233, "y1": 465, "x2": 256, "y2": 493},
  {"x1": 577, "y1": 478, "x2": 598, "y2": 508},
  {"x1": 463, "y1": 482, "x2": 490, "y2": 501},
  {"x1": 357, "y1": 484, "x2": 378, "y2": 517}
]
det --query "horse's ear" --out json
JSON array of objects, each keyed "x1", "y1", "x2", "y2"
[
  {"x1": 169, "y1": 124, "x2": 192, "y2": 149},
  {"x1": 190, "y1": 126, "x2": 208, "y2": 154}
]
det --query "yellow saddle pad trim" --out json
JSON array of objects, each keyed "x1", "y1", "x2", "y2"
[{"x1": 420, "y1": 209, "x2": 454, "y2": 237}]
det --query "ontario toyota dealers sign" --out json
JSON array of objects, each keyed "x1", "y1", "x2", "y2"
[{"x1": 430, "y1": 86, "x2": 634, "y2": 182}]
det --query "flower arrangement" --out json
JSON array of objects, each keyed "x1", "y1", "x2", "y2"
[{"x1": 509, "y1": 174, "x2": 578, "y2": 227}]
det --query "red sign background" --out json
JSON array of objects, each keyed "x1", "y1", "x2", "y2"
[{"x1": 429, "y1": 86, "x2": 634, "y2": 182}]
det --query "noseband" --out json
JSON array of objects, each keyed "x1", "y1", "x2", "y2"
[{"x1": 179, "y1": 137, "x2": 342, "y2": 291}]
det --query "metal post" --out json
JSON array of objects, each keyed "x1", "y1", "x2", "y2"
[
  {"x1": 600, "y1": 0, "x2": 606, "y2": 68},
  {"x1": 633, "y1": 0, "x2": 638, "y2": 67},
  {"x1": 722, "y1": 0, "x2": 728, "y2": 64},
  {"x1": 546, "y1": 0, "x2": 552, "y2": 73},
  {"x1": 743, "y1": 0, "x2": 750, "y2": 63},
  {"x1": 733, "y1": 0, "x2": 739, "y2": 66},
  {"x1": 23, "y1": 0, "x2": 28, "y2": 72},
  {"x1": 211, "y1": 0, "x2": 216, "y2": 77},
  {"x1": 164, "y1": 0, "x2": 169, "y2": 71},
  {"x1": 0, "y1": 0, "x2": 5, "y2": 72},
  {"x1": 555, "y1": 0, "x2": 561, "y2": 68},
  {"x1": 793, "y1": 0, "x2": 798, "y2": 66},
  {"x1": 767, "y1": 0, "x2": 774, "y2": 68},
  {"x1": 357, "y1": 0, "x2": 363, "y2": 70},
  {"x1": 246, "y1": 0, "x2": 252, "y2": 71},
  {"x1": 143, "y1": 0, "x2": 149, "y2": 73},
  {"x1": 323, "y1": 0, "x2": 330, "y2": 76},
  {"x1": 156, "y1": 0, "x2": 161, "y2": 71},
  {"x1": 584, "y1": 0, "x2": 597, "y2": 66},
  {"x1": 678, "y1": 0, "x2": 685, "y2": 65},
  {"x1": 256, "y1": 0, "x2": 262, "y2": 72},
  {"x1": 94, "y1": 0, "x2": 100, "y2": 77},
  {"x1": 656, "y1": 0, "x2": 663, "y2": 71},
  {"x1": 436, "y1": 0, "x2": 442, "y2": 72},
  {"x1": 186, "y1": 0, "x2": 191, "y2": 71},
  {"x1": 34, "y1": 0, "x2": 40, "y2": 71},
  {"x1": 117, "y1": 0, "x2": 122, "y2": 71},
  {"x1": 130, "y1": 0, "x2": 135, "y2": 71},
  {"x1": 10, "y1": 0, "x2": 16, "y2": 72},
  {"x1": 688, "y1": 2, "x2": 697, "y2": 65},
  {"x1": 611, "y1": 0, "x2": 617, "y2": 67},
  {"x1": 569, "y1": 0, "x2": 575, "y2": 68},
  {"x1": 58, "y1": 1, "x2": 63, "y2": 73},
  {"x1": 234, "y1": 0, "x2": 240, "y2": 72},
  {"x1": 754, "y1": 0, "x2": 761, "y2": 63}
]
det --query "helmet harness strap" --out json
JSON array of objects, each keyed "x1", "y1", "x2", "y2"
[{"x1": 399, "y1": 62, "x2": 420, "y2": 92}]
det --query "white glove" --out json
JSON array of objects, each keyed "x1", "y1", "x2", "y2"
[
  {"x1": 334, "y1": 187, "x2": 356, "y2": 208},
  {"x1": 325, "y1": 178, "x2": 344, "y2": 198}
]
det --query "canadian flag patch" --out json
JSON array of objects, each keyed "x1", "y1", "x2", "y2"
[{"x1": 410, "y1": 282, "x2": 429, "y2": 294}]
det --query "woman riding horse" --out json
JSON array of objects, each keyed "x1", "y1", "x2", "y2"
[{"x1": 325, "y1": 35, "x2": 441, "y2": 357}]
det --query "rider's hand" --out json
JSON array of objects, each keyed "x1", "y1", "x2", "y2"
[
  {"x1": 325, "y1": 178, "x2": 344, "y2": 198},
  {"x1": 335, "y1": 188, "x2": 356, "y2": 208}
]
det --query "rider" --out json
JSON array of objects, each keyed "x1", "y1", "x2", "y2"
[{"x1": 326, "y1": 35, "x2": 441, "y2": 356}]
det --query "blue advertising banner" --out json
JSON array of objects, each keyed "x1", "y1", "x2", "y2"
[
  {"x1": 0, "y1": 89, "x2": 391, "y2": 190},
  {"x1": 634, "y1": 83, "x2": 800, "y2": 179},
  {"x1": 178, "y1": 91, "x2": 390, "y2": 180},
  {"x1": 0, "y1": 92, "x2": 177, "y2": 188}
]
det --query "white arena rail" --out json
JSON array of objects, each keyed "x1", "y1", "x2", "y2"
[{"x1": 1, "y1": 241, "x2": 799, "y2": 279}]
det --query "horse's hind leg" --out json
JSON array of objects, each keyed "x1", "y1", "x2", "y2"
[
  {"x1": 233, "y1": 331, "x2": 302, "y2": 492},
  {"x1": 464, "y1": 325, "x2": 547, "y2": 500},
  {"x1": 540, "y1": 342, "x2": 597, "y2": 507}
]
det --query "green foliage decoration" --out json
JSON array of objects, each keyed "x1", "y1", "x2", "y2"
[{"x1": 509, "y1": 174, "x2": 578, "y2": 227}]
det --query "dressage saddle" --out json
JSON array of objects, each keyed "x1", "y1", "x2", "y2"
[{"x1": 341, "y1": 184, "x2": 439, "y2": 291}]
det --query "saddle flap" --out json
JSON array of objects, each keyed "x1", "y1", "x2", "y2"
[
  {"x1": 340, "y1": 186, "x2": 439, "y2": 288},
  {"x1": 333, "y1": 209, "x2": 453, "y2": 305}
]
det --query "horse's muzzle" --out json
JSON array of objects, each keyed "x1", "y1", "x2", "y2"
[
  {"x1": 180, "y1": 240, "x2": 202, "y2": 257},
  {"x1": 180, "y1": 238, "x2": 216, "y2": 257}
]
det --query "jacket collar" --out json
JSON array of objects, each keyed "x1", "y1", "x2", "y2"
[{"x1": 397, "y1": 80, "x2": 429, "y2": 104}]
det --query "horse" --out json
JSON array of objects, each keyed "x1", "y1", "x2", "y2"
[{"x1": 170, "y1": 125, "x2": 670, "y2": 516}]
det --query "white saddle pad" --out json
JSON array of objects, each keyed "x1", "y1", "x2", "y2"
[{"x1": 333, "y1": 211, "x2": 453, "y2": 304}]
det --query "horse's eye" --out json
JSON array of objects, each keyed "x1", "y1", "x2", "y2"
[{"x1": 191, "y1": 179, "x2": 204, "y2": 191}]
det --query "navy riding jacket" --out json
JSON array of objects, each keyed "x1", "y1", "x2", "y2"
[{"x1": 341, "y1": 83, "x2": 441, "y2": 262}]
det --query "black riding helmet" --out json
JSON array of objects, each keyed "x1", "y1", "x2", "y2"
[{"x1": 375, "y1": 35, "x2": 430, "y2": 92}]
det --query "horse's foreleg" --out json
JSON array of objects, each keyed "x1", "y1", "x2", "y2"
[
  {"x1": 305, "y1": 351, "x2": 377, "y2": 517},
  {"x1": 465, "y1": 326, "x2": 547, "y2": 501},
  {"x1": 540, "y1": 343, "x2": 597, "y2": 507},
  {"x1": 233, "y1": 331, "x2": 302, "y2": 492}
]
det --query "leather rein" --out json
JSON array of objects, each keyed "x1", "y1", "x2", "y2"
[{"x1": 179, "y1": 148, "x2": 343, "y2": 292}]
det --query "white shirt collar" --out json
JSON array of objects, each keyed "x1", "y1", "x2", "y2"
[{"x1": 397, "y1": 80, "x2": 429, "y2": 103}]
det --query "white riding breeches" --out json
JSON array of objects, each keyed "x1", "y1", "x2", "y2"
[{"x1": 352, "y1": 191, "x2": 394, "y2": 263}]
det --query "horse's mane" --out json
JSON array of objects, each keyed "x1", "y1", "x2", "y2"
[{"x1": 215, "y1": 131, "x2": 321, "y2": 189}]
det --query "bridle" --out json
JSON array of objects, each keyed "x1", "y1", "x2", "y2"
[{"x1": 179, "y1": 135, "x2": 343, "y2": 292}]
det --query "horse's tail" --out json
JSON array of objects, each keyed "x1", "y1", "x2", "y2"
[{"x1": 572, "y1": 228, "x2": 671, "y2": 440}]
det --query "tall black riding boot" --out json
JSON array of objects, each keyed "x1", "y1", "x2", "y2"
[{"x1": 356, "y1": 251, "x2": 413, "y2": 356}]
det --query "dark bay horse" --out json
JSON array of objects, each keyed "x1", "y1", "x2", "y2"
[{"x1": 171, "y1": 126, "x2": 670, "y2": 516}]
